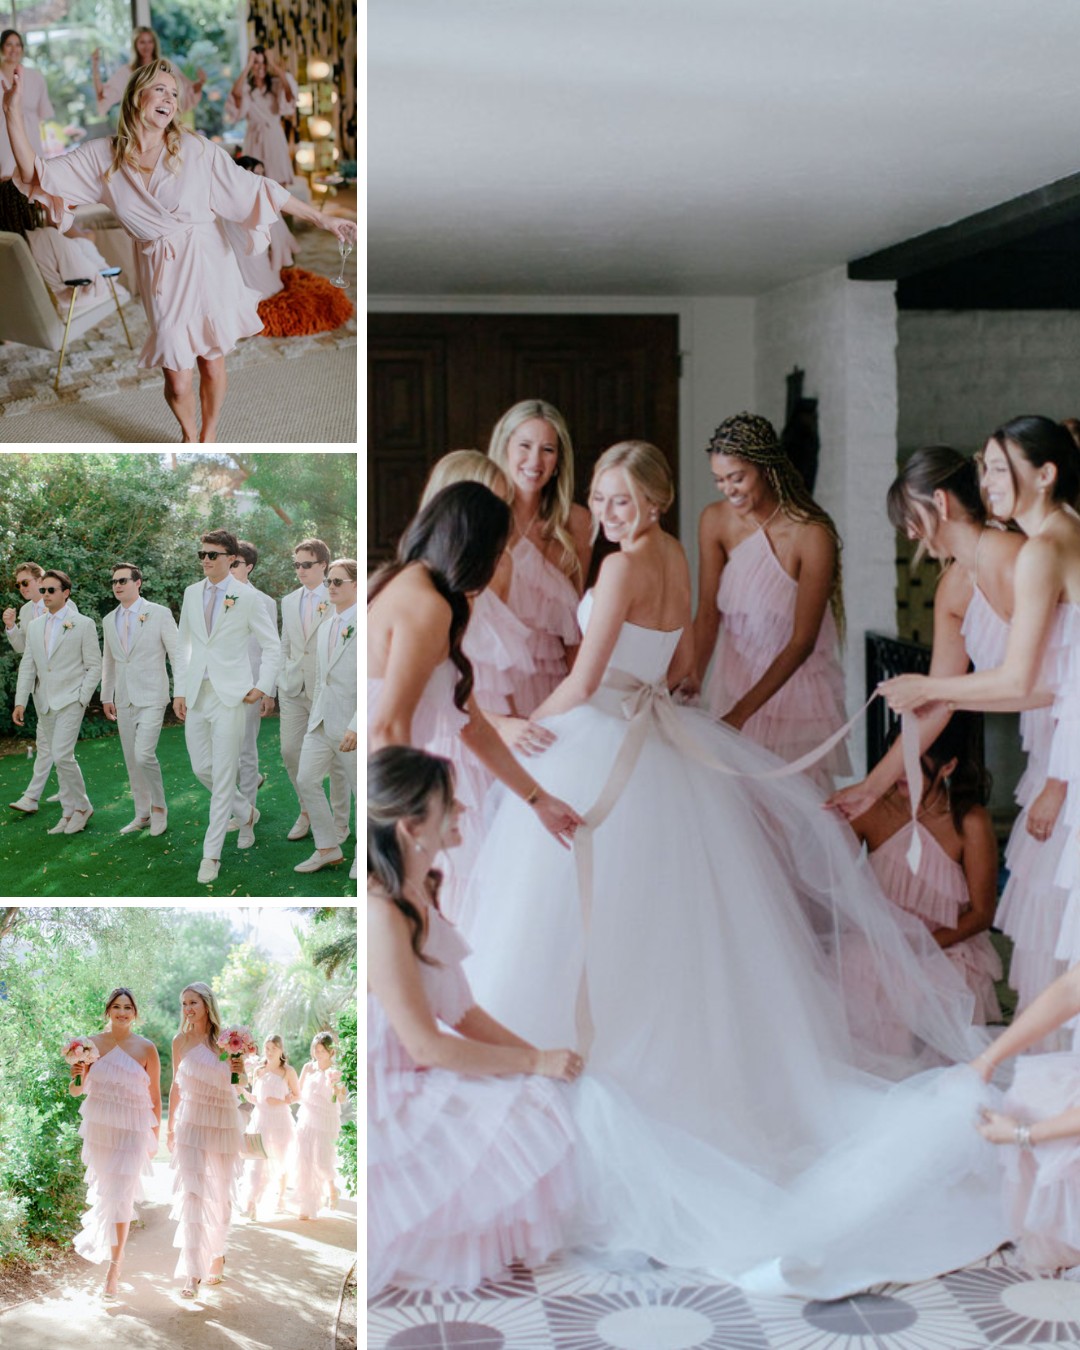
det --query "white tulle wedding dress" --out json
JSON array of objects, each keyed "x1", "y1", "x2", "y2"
[{"x1": 461, "y1": 594, "x2": 1011, "y2": 1297}]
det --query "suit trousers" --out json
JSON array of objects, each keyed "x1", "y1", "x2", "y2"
[
  {"x1": 238, "y1": 697, "x2": 264, "y2": 803},
  {"x1": 185, "y1": 682, "x2": 252, "y2": 860},
  {"x1": 116, "y1": 701, "x2": 167, "y2": 817},
  {"x1": 297, "y1": 725, "x2": 357, "y2": 849},
  {"x1": 22, "y1": 737, "x2": 55, "y2": 802},
  {"x1": 280, "y1": 691, "x2": 349, "y2": 828},
  {"x1": 38, "y1": 702, "x2": 90, "y2": 815}
]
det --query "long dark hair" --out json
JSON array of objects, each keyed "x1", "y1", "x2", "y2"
[
  {"x1": 368, "y1": 746, "x2": 455, "y2": 965},
  {"x1": 922, "y1": 712, "x2": 990, "y2": 832},
  {"x1": 368, "y1": 482, "x2": 511, "y2": 711},
  {"x1": 247, "y1": 44, "x2": 276, "y2": 92},
  {"x1": 0, "y1": 178, "x2": 41, "y2": 239},
  {"x1": 990, "y1": 414, "x2": 1080, "y2": 508}
]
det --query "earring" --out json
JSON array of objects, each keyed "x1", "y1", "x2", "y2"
[{"x1": 414, "y1": 841, "x2": 423, "y2": 853}]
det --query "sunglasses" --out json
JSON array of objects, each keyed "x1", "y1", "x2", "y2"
[
  {"x1": 229, "y1": 560, "x2": 246, "y2": 568},
  {"x1": 112, "y1": 577, "x2": 134, "y2": 585},
  {"x1": 41, "y1": 586, "x2": 65, "y2": 595},
  {"x1": 292, "y1": 560, "x2": 318, "y2": 570},
  {"x1": 327, "y1": 577, "x2": 350, "y2": 588},
  {"x1": 197, "y1": 550, "x2": 228, "y2": 561},
  {"x1": 16, "y1": 578, "x2": 34, "y2": 588}
]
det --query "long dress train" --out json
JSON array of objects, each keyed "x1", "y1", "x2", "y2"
[
  {"x1": 73, "y1": 1047, "x2": 157, "y2": 1264},
  {"x1": 170, "y1": 1042, "x2": 243, "y2": 1280},
  {"x1": 459, "y1": 592, "x2": 1010, "y2": 1295}
]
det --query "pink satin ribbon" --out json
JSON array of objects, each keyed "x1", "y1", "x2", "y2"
[{"x1": 571, "y1": 671, "x2": 922, "y2": 1051}]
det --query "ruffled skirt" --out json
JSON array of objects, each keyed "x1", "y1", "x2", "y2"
[
  {"x1": 170, "y1": 1054, "x2": 243, "y2": 1279},
  {"x1": 294, "y1": 1097, "x2": 341, "y2": 1217}
]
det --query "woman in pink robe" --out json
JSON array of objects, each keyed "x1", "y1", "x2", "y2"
[
  {"x1": 92, "y1": 27, "x2": 203, "y2": 119},
  {"x1": 225, "y1": 48, "x2": 298, "y2": 187},
  {"x1": 0, "y1": 30, "x2": 52, "y2": 180},
  {"x1": 3, "y1": 59, "x2": 352, "y2": 443}
]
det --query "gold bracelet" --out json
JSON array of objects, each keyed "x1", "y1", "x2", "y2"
[{"x1": 523, "y1": 783, "x2": 541, "y2": 805}]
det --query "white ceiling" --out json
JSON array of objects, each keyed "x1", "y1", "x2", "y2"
[{"x1": 368, "y1": 0, "x2": 1080, "y2": 296}]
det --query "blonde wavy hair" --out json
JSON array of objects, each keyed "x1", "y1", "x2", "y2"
[
  {"x1": 178, "y1": 982, "x2": 223, "y2": 1048},
  {"x1": 590, "y1": 441, "x2": 674, "y2": 541},
  {"x1": 131, "y1": 27, "x2": 162, "y2": 66},
  {"x1": 107, "y1": 60, "x2": 185, "y2": 181},
  {"x1": 421, "y1": 450, "x2": 509, "y2": 507},
  {"x1": 487, "y1": 400, "x2": 581, "y2": 585}
]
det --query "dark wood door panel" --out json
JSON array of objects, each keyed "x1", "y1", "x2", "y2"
[{"x1": 367, "y1": 313, "x2": 680, "y2": 569}]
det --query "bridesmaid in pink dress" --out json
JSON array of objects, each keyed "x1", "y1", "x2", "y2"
[
  {"x1": 240, "y1": 1034, "x2": 299, "y2": 1218},
  {"x1": 884, "y1": 419, "x2": 1080, "y2": 1017},
  {"x1": 294, "y1": 1033, "x2": 348, "y2": 1218},
  {"x1": 3, "y1": 60, "x2": 351, "y2": 444},
  {"x1": 417, "y1": 452, "x2": 546, "y2": 919},
  {"x1": 368, "y1": 481, "x2": 581, "y2": 860},
  {"x1": 831, "y1": 446, "x2": 1067, "y2": 1035},
  {"x1": 368, "y1": 745, "x2": 583, "y2": 1294},
  {"x1": 168, "y1": 982, "x2": 244, "y2": 1299},
  {"x1": 688, "y1": 413, "x2": 850, "y2": 791},
  {"x1": 487, "y1": 400, "x2": 593, "y2": 716},
  {"x1": 68, "y1": 987, "x2": 160, "y2": 1300},
  {"x1": 974, "y1": 962, "x2": 1080, "y2": 1273},
  {"x1": 851, "y1": 715, "x2": 1002, "y2": 1029}
]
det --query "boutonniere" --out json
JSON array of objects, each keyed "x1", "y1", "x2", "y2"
[
  {"x1": 222, "y1": 594, "x2": 238, "y2": 610},
  {"x1": 137, "y1": 612, "x2": 149, "y2": 625},
  {"x1": 62, "y1": 619, "x2": 74, "y2": 631},
  {"x1": 316, "y1": 601, "x2": 329, "y2": 617},
  {"x1": 341, "y1": 625, "x2": 354, "y2": 642}
]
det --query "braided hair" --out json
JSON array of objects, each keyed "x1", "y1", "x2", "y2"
[{"x1": 707, "y1": 412, "x2": 845, "y2": 638}]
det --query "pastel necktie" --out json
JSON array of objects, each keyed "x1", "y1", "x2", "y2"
[
  {"x1": 204, "y1": 584, "x2": 216, "y2": 635},
  {"x1": 329, "y1": 616, "x2": 341, "y2": 651},
  {"x1": 122, "y1": 608, "x2": 132, "y2": 653}
]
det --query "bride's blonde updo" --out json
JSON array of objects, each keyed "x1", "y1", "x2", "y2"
[
  {"x1": 107, "y1": 59, "x2": 185, "y2": 181},
  {"x1": 589, "y1": 440, "x2": 674, "y2": 540}
]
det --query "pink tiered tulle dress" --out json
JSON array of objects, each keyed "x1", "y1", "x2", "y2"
[
  {"x1": 73, "y1": 1047, "x2": 157, "y2": 1264},
  {"x1": 245, "y1": 1070, "x2": 295, "y2": 1212},
  {"x1": 294, "y1": 1067, "x2": 343, "y2": 1217},
  {"x1": 468, "y1": 587, "x2": 537, "y2": 717},
  {"x1": 705, "y1": 526, "x2": 850, "y2": 791},
  {"x1": 368, "y1": 906, "x2": 578, "y2": 1295},
  {"x1": 505, "y1": 537, "x2": 580, "y2": 715},
  {"x1": 1049, "y1": 607, "x2": 1080, "y2": 976},
  {"x1": 1001, "y1": 1052, "x2": 1080, "y2": 1271},
  {"x1": 870, "y1": 821, "x2": 1002, "y2": 1024},
  {"x1": 996, "y1": 603, "x2": 1072, "y2": 1022},
  {"x1": 170, "y1": 1042, "x2": 243, "y2": 1280}
]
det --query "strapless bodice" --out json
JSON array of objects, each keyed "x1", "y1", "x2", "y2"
[{"x1": 577, "y1": 592, "x2": 682, "y2": 685}]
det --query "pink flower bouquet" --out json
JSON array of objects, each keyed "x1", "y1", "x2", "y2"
[
  {"x1": 217, "y1": 1026, "x2": 257, "y2": 1083},
  {"x1": 63, "y1": 1037, "x2": 100, "y2": 1086}
]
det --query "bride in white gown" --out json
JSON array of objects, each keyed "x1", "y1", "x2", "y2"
[{"x1": 463, "y1": 439, "x2": 1010, "y2": 1296}]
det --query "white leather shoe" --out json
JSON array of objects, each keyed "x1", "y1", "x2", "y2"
[
  {"x1": 197, "y1": 859, "x2": 220, "y2": 884},
  {"x1": 287, "y1": 813, "x2": 310, "y2": 841},
  {"x1": 47, "y1": 815, "x2": 72, "y2": 835},
  {"x1": 225, "y1": 815, "x2": 241, "y2": 832},
  {"x1": 150, "y1": 810, "x2": 168, "y2": 837},
  {"x1": 65, "y1": 808, "x2": 93, "y2": 834},
  {"x1": 349, "y1": 858, "x2": 357, "y2": 880},
  {"x1": 45, "y1": 791, "x2": 61, "y2": 803},
  {"x1": 293, "y1": 849, "x2": 344, "y2": 873},
  {"x1": 119, "y1": 817, "x2": 150, "y2": 835},
  {"x1": 8, "y1": 794, "x2": 38, "y2": 813},
  {"x1": 237, "y1": 806, "x2": 261, "y2": 849}
]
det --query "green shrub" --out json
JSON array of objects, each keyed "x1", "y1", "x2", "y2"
[
  {"x1": 0, "y1": 1189, "x2": 32, "y2": 1263},
  {"x1": 336, "y1": 1005, "x2": 357, "y2": 1197}
]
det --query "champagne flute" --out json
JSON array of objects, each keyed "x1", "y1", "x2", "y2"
[{"x1": 331, "y1": 227, "x2": 353, "y2": 289}]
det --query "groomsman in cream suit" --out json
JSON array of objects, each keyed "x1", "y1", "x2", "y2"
[
  {"x1": 278, "y1": 537, "x2": 349, "y2": 843},
  {"x1": 12, "y1": 569, "x2": 101, "y2": 835},
  {"x1": 4, "y1": 560, "x2": 79, "y2": 813},
  {"x1": 101, "y1": 562, "x2": 179, "y2": 837},
  {"x1": 173, "y1": 529, "x2": 280, "y2": 885},
  {"x1": 227, "y1": 539, "x2": 277, "y2": 808},
  {"x1": 295, "y1": 558, "x2": 357, "y2": 880}
]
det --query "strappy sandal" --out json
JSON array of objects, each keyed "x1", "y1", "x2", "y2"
[
  {"x1": 103, "y1": 1259, "x2": 121, "y2": 1300},
  {"x1": 206, "y1": 1257, "x2": 226, "y2": 1286},
  {"x1": 180, "y1": 1278, "x2": 201, "y2": 1298}
]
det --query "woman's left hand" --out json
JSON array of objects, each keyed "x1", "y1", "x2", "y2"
[
  {"x1": 977, "y1": 1107, "x2": 1020, "y2": 1145},
  {"x1": 879, "y1": 673, "x2": 934, "y2": 715}
]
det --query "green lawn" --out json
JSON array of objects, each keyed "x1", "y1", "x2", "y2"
[{"x1": 0, "y1": 722, "x2": 358, "y2": 900}]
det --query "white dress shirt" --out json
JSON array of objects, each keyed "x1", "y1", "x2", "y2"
[{"x1": 44, "y1": 602, "x2": 71, "y2": 657}]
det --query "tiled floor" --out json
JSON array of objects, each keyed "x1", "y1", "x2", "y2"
[{"x1": 368, "y1": 1250, "x2": 1080, "y2": 1349}]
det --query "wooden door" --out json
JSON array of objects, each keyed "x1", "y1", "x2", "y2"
[{"x1": 367, "y1": 314, "x2": 680, "y2": 568}]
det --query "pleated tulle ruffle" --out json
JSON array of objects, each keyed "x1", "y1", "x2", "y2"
[
  {"x1": 73, "y1": 1047, "x2": 157, "y2": 1265},
  {"x1": 294, "y1": 1068, "x2": 342, "y2": 1217},
  {"x1": 506, "y1": 537, "x2": 580, "y2": 715},
  {"x1": 705, "y1": 528, "x2": 850, "y2": 786},
  {"x1": 1003, "y1": 1053, "x2": 1080, "y2": 1271},
  {"x1": 467, "y1": 588, "x2": 537, "y2": 715},
  {"x1": 170, "y1": 1043, "x2": 242, "y2": 1280}
]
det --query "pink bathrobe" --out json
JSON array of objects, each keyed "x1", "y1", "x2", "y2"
[{"x1": 14, "y1": 133, "x2": 291, "y2": 370}]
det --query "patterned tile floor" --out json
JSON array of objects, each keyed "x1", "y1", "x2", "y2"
[{"x1": 368, "y1": 1250, "x2": 1080, "y2": 1349}]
